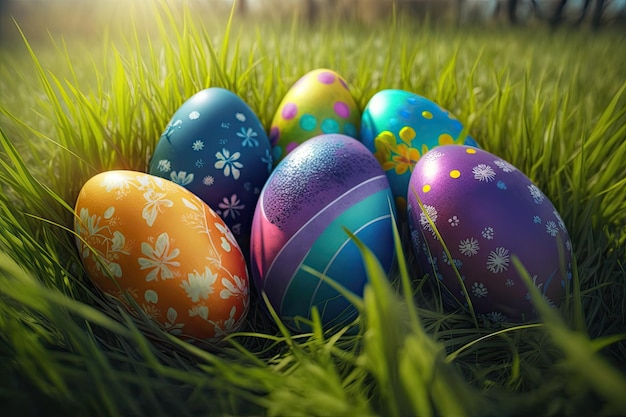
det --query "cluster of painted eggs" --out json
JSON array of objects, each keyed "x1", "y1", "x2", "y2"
[{"x1": 74, "y1": 68, "x2": 573, "y2": 342}]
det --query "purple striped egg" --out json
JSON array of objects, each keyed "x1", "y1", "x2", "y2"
[
  {"x1": 250, "y1": 134, "x2": 396, "y2": 331},
  {"x1": 407, "y1": 145, "x2": 573, "y2": 322}
]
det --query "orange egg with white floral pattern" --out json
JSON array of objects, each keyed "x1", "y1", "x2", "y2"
[{"x1": 74, "y1": 170, "x2": 249, "y2": 342}]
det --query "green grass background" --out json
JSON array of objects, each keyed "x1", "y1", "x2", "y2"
[{"x1": 1, "y1": 1, "x2": 625, "y2": 416}]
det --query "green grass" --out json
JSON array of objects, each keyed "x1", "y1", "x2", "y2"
[{"x1": 1, "y1": 2, "x2": 625, "y2": 416}]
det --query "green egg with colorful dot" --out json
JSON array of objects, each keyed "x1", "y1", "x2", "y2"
[
  {"x1": 360, "y1": 89, "x2": 479, "y2": 213},
  {"x1": 269, "y1": 69, "x2": 360, "y2": 164}
]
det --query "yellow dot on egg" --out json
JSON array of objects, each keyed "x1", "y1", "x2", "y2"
[
  {"x1": 466, "y1": 148, "x2": 477, "y2": 154},
  {"x1": 422, "y1": 184, "x2": 431, "y2": 193},
  {"x1": 438, "y1": 133, "x2": 454, "y2": 145},
  {"x1": 399, "y1": 126, "x2": 416, "y2": 142},
  {"x1": 421, "y1": 110, "x2": 433, "y2": 119},
  {"x1": 450, "y1": 170, "x2": 461, "y2": 179}
]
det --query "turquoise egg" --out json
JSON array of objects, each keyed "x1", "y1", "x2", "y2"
[{"x1": 360, "y1": 89, "x2": 478, "y2": 213}]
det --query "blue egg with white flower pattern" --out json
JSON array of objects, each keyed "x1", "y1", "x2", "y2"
[{"x1": 149, "y1": 88, "x2": 273, "y2": 251}]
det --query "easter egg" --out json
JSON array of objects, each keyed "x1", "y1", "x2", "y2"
[
  {"x1": 250, "y1": 134, "x2": 396, "y2": 331},
  {"x1": 269, "y1": 69, "x2": 360, "y2": 163},
  {"x1": 361, "y1": 89, "x2": 479, "y2": 212},
  {"x1": 407, "y1": 146, "x2": 573, "y2": 322},
  {"x1": 74, "y1": 170, "x2": 250, "y2": 342},
  {"x1": 148, "y1": 87, "x2": 272, "y2": 250}
]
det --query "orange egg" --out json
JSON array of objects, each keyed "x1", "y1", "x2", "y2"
[{"x1": 74, "y1": 170, "x2": 249, "y2": 342}]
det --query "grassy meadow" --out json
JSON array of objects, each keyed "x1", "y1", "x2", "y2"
[{"x1": 1, "y1": 1, "x2": 625, "y2": 416}]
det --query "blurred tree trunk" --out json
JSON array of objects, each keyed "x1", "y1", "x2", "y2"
[
  {"x1": 507, "y1": 0, "x2": 519, "y2": 24},
  {"x1": 304, "y1": 0, "x2": 318, "y2": 24},
  {"x1": 575, "y1": 0, "x2": 592, "y2": 25},
  {"x1": 549, "y1": 0, "x2": 568, "y2": 27},
  {"x1": 591, "y1": 0, "x2": 606, "y2": 29},
  {"x1": 236, "y1": 0, "x2": 246, "y2": 16},
  {"x1": 551, "y1": 0, "x2": 604, "y2": 28}
]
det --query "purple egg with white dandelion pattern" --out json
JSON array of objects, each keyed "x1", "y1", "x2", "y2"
[
  {"x1": 250, "y1": 134, "x2": 396, "y2": 332},
  {"x1": 407, "y1": 145, "x2": 573, "y2": 322}
]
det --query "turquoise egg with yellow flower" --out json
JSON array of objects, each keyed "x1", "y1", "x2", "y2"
[{"x1": 360, "y1": 89, "x2": 479, "y2": 213}]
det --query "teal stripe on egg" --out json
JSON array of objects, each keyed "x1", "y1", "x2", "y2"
[{"x1": 279, "y1": 189, "x2": 395, "y2": 324}]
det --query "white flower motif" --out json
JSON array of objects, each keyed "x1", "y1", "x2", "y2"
[
  {"x1": 472, "y1": 282, "x2": 488, "y2": 298},
  {"x1": 110, "y1": 231, "x2": 126, "y2": 253},
  {"x1": 215, "y1": 148, "x2": 243, "y2": 180},
  {"x1": 528, "y1": 184, "x2": 545, "y2": 204},
  {"x1": 481, "y1": 227, "x2": 494, "y2": 240},
  {"x1": 261, "y1": 149, "x2": 273, "y2": 172},
  {"x1": 546, "y1": 220, "x2": 558, "y2": 237},
  {"x1": 180, "y1": 266, "x2": 217, "y2": 302},
  {"x1": 459, "y1": 238, "x2": 479, "y2": 257},
  {"x1": 221, "y1": 237, "x2": 231, "y2": 252},
  {"x1": 218, "y1": 194, "x2": 245, "y2": 219},
  {"x1": 144, "y1": 289, "x2": 158, "y2": 304},
  {"x1": 192, "y1": 140, "x2": 204, "y2": 151},
  {"x1": 203, "y1": 175, "x2": 215, "y2": 186},
  {"x1": 136, "y1": 175, "x2": 157, "y2": 190},
  {"x1": 411, "y1": 230, "x2": 421, "y2": 253},
  {"x1": 156, "y1": 159, "x2": 171, "y2": 173},
  {"x1": 423, "y1": 151, "x2": 444, "y2": 162},
  {"x1": 442, "y1": 251, "x2": 451, "y2": 265},
  {"x1": 472, "y1": 164, "x2": 496, "y2": 182},
  {"x1": 215, "y1": 222, "x2": 237, "y2": 247},
  {"x1": 487, "y1": 247, "x2": 510, "y2": 273},
  {"x1": 170, "y1": 171, "x2": 194, "y2": 186},
  {"x1": 448, "y1": 216, "x2": 460, "y2": 227},
  {"x1": 486, "y1": 311, "x2": 508, "y2": 323},
  {"x1": 565, "y1": 240, "x2": 571, "y2": 252},
  {"x1": 188, "y1": 305, "x2": 209, "y2": 320},
  {"x1": 494, "y1": 159, "x2": 516, "y2": 173},
  {"x1": 164, "y1": 307, "x2": 184, "y2": 335},
  {"x1": 77, "y1": 207, "x2": 100, "y2": 235},
  {"x1": 138, "y1": 233, "x2": 180, "y2": 281},
  {"x1": 142, "y1": 304, "x2": 161, "y2": 319},
  {"x1": 237, "y1": 127, "x2": 259, "y2": 147},
  {"x1": 97, "y1": 258, "x2": 122, "y2": 278},
  {"x1": 453, "y1": 258, "x2": 463, "y2": 269},
  {"x1": 505, "y1": 278, "x2": 515, "y2": 287},
  {"x1": 196, "y1": 159, "x2": 204, "y2": 168},
  {"x1": 533, "y1": 216, "x2": 542, "y2": 224},
  {"x1": 189, "y1": 111, "x2": 200, "y2": 120},
  {"x1": 142, "y1": 189, "x2": 174, "y2": 227},
  {"x1": 419, "y1": 205, "x2": 438, "y2": 234},
  {"x1": 212, "y1": 306, "x2": 240, "y2": 339},
  {"x1": 553, "y1": 210, "x2": 566, "y2": 231},
  {"x1": 543, "y1": 295, "x2": 556, "y2": 307},
  {"x1": 235, "y1": 112, "x2": 246, "y2": 122},
  {"x1": 220, "y1": 275, "x2": 248, "y2": 300},
  {"x1": 101, "y1": 172, "x2": 132, "y2": 193},
  {"x1": 162, "y1": 119, "x2": 182, "y2": 139}
]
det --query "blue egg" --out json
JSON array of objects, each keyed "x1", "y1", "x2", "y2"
[
  {"x1": 149, "y1": 88, "x2": 273, "y2": 251},
  {"x1": 360, "y1": 89, "x2": 479, "y2": 211}
]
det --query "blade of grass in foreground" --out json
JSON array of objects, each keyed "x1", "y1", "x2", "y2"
[
  {"x1": 346, "y1": 229, "x2": 493, "y2": 417},
  {"x1": 515, "y1": 256, "x2": 626, "y2": 416}
]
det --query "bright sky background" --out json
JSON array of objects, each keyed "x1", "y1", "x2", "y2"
[{"x1": 9, "y1": 0, "x2": 626, "y2": 13}]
